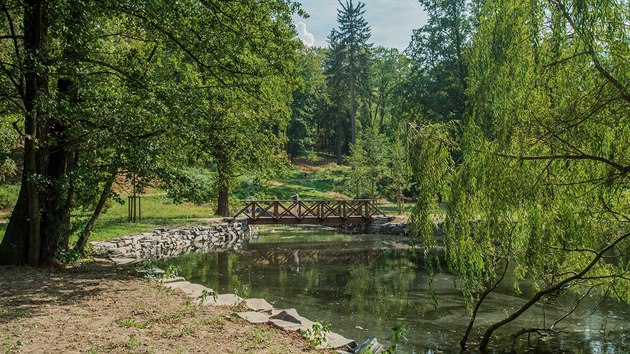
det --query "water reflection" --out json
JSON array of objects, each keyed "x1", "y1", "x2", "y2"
[{"x1": 156, "y1": 227, "x2": 629, "y2": 353}]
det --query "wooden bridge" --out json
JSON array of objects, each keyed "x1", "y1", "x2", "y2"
[{"x1": 233, "y1": 199, "x2": 386, "y2": 225}]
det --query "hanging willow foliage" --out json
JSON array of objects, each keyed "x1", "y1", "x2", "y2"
[{"x1": 410, "y1": 0, "x2": 629, "y2": 350}]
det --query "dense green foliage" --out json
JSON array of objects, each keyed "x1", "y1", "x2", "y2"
[
  {"x1": 287, "y1": 48, "x2": 329, "y2": 158},
  {"x1": 402, "y1": 0, "x2": 472, "y2": 124},
  {"x1": 410, "y1": 0, "x2": 630, "y2": 350}
]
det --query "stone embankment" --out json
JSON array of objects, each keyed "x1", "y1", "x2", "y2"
[
  {"x1": 91, "y1": 219, "x2": 253, "y2": 262},
  {"x1": 340, "y1": 216, "x2": 444, "y2": 235},
  {"x1": 369, "y1": 216, "x2": 408, "y2": 235}
]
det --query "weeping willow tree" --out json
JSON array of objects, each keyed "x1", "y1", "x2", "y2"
[{"x1": 410, "y1": 0, "x2": 629, "y2": 350}]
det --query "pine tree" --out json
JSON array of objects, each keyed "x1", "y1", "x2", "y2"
[{"x1": 326, "y1": 0, "x2": 372, "y2": 159}]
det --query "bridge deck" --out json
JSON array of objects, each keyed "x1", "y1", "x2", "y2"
[{"x1": 233, "y1": 199, "x2": 385, "y2": 225}]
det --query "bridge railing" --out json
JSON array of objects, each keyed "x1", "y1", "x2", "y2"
[{"x1": 233, "y1": 199, "x2": 385, "y2": 224}]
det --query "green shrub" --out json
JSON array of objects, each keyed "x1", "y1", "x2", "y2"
[{"x1": 0, "y1": 184, "x2": 19, "y2": 210}]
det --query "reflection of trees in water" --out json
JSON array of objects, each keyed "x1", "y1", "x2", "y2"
[
  {"x1": 345, "y1": 250, "x2": 419, "y2": 317},
  {"x1": 221, "y1": 248, "x2": 424, "y2": 302},
  {"x1": 158, "y1": 248, "x2": 630, "y2": 352},
  {"x1": 232, "y1": 246, "x2": 395, "y2": 269},
  {"x1": 162, "y1": 248, "x2": 433, "y2": 315},
  {"x1": 160, "y1": 252, "x2": 249, "y2": 297}
]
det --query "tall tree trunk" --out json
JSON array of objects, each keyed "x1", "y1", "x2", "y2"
[
  {"x1": 216, "y1": 184, "x2": 229, "y2": 217},
  {"x1": 336, "y1": 112, "x2": 344, "y2": 164},
  {"x1": 76, "y1": 168, "x2": 116, "y2": 252},
  {"x1": 39, "y1": 2, "x2": 83, "y2": 262},
  {"x1": 451, "y1": 0, "x2": 467, "y2": 102},
  {"x1": 379, "y1": 95, "x2": 386, "y2": 133},
  {"x1": 0, "y1": 0, "x2": 49, "y2": 266},
  {"x1": 41, "y1": 77, "x2": 74, "y2": 261},
  {"x1": 350, "y1": 70, "x2": 356, "y2": 145},
  {"x1": 25, "y1": 0, "x2": 45, "y2": 266},
  {"x1": 215, "y1": 160, "x2": 230, "y2": 217}
]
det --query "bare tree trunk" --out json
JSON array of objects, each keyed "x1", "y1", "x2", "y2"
[
  {"x1": 40, "y1": 76, "x2": 74, "y2": 261},
  {"x1": 216, "y1": 184, "x2": 230, "y2": 217},
  {"x1": 336, "y1": 115, "x2": 344, "y2": 164},
  {"x1": 0, "y1": 173, "x2": 30, "y2": 264},
  {"x1": 23, "y1": 0, "x2": 47, "y2": 266},
  {"x1": 350, "y1": 70, "x2": 356, "y2": 145},
  {"x1": 76, "y1": 169, "x2": 117, "y2": 251},
  {"x1": 25, "y1": 121, "x2": 41, "y2": 266},
  {"x1": 215, "y1": 160, "x2": 230, "y2": 217}
]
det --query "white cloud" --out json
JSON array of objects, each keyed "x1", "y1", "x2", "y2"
[{"x1": 295, "y1": 21, "x2": 315, "y2": 47}]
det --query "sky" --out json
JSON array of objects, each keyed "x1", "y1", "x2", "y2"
[{"x1": 293, "y1": 0, "x2": 428, "y2": 51}]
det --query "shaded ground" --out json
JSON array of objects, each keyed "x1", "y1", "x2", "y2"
[{"x1": 0, "y1": 263, "x2": 325, "y2": 353}]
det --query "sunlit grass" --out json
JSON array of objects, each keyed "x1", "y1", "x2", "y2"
[
  {"x1": 76, "y1": 194, "x2": 218, "y2": 242},
  {"x1": 376, "y1": 202, "x2": 416, "y2": 216}
]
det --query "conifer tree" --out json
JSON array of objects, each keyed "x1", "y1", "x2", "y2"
[{"x1": 325, "y1": 0, "x2": 372, "y2": 159}]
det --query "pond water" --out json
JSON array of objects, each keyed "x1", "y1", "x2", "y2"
[{"x1": 156, "y1": 226, "x2": 629, "y2": 353}]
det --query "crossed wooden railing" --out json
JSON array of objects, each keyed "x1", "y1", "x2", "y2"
[{"x1": 233, "y1": 199, "x2": 385, "y2": 225}]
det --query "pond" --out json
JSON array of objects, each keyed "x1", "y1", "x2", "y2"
[{"x1": 156, "y1": 226, "x2": 629, "y2": 353}]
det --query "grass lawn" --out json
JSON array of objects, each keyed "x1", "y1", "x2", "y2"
[
  {"x1": 84, "y1": 193, "x2": 218, "y2": 242},
  {"x1": 376, "y1": 202, "x2": 416, "y2": 216},
  {"x1": 236, "y1": 171, "x2": 350, "y2": 201},
  {"x1": 234, "y1": 156, "x2": 352, "y2": 202},
  {"x1": 0, "y1": 194, "x2": 217, "y2": 244}
]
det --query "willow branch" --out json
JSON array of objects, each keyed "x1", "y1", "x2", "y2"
[
  {"x1": 460, "y1": 258, "x2": 509, "y2": 350},
  {"x1": 478, "y1": 231, "x2": 630, "y2": 350},
  {"x1": 551, "y1": 282, "x2": 601, "y2": 330},
  {"x1": 550, "y1": 0, "x2": 630, "y2": 103},
  {"x1": 498, "y1": 153, "x2": 628, "y2": 175}
]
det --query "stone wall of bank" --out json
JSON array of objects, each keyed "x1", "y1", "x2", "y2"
[
  {"x1": 339, "y1": 216, "x2": 445, "y2": 238},
  {"x1": 91, "y1": 219, "x2": 254, "y2": 261},
  {"x1": 338, "y1": 216, "x2": 408, "y2": 235}
]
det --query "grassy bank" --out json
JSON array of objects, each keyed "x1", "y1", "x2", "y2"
[{"x1": 78, "y1": 194, "x2": 217, "y2": 243}]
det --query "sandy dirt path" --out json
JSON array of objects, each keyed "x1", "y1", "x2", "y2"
[{"x1": 0, "y1": 263, "x2": 322, "y2": 353}]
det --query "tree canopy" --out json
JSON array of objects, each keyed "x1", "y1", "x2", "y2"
[{"x1": 0, "y1": 0, "x2": 301, "y2": 265}]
